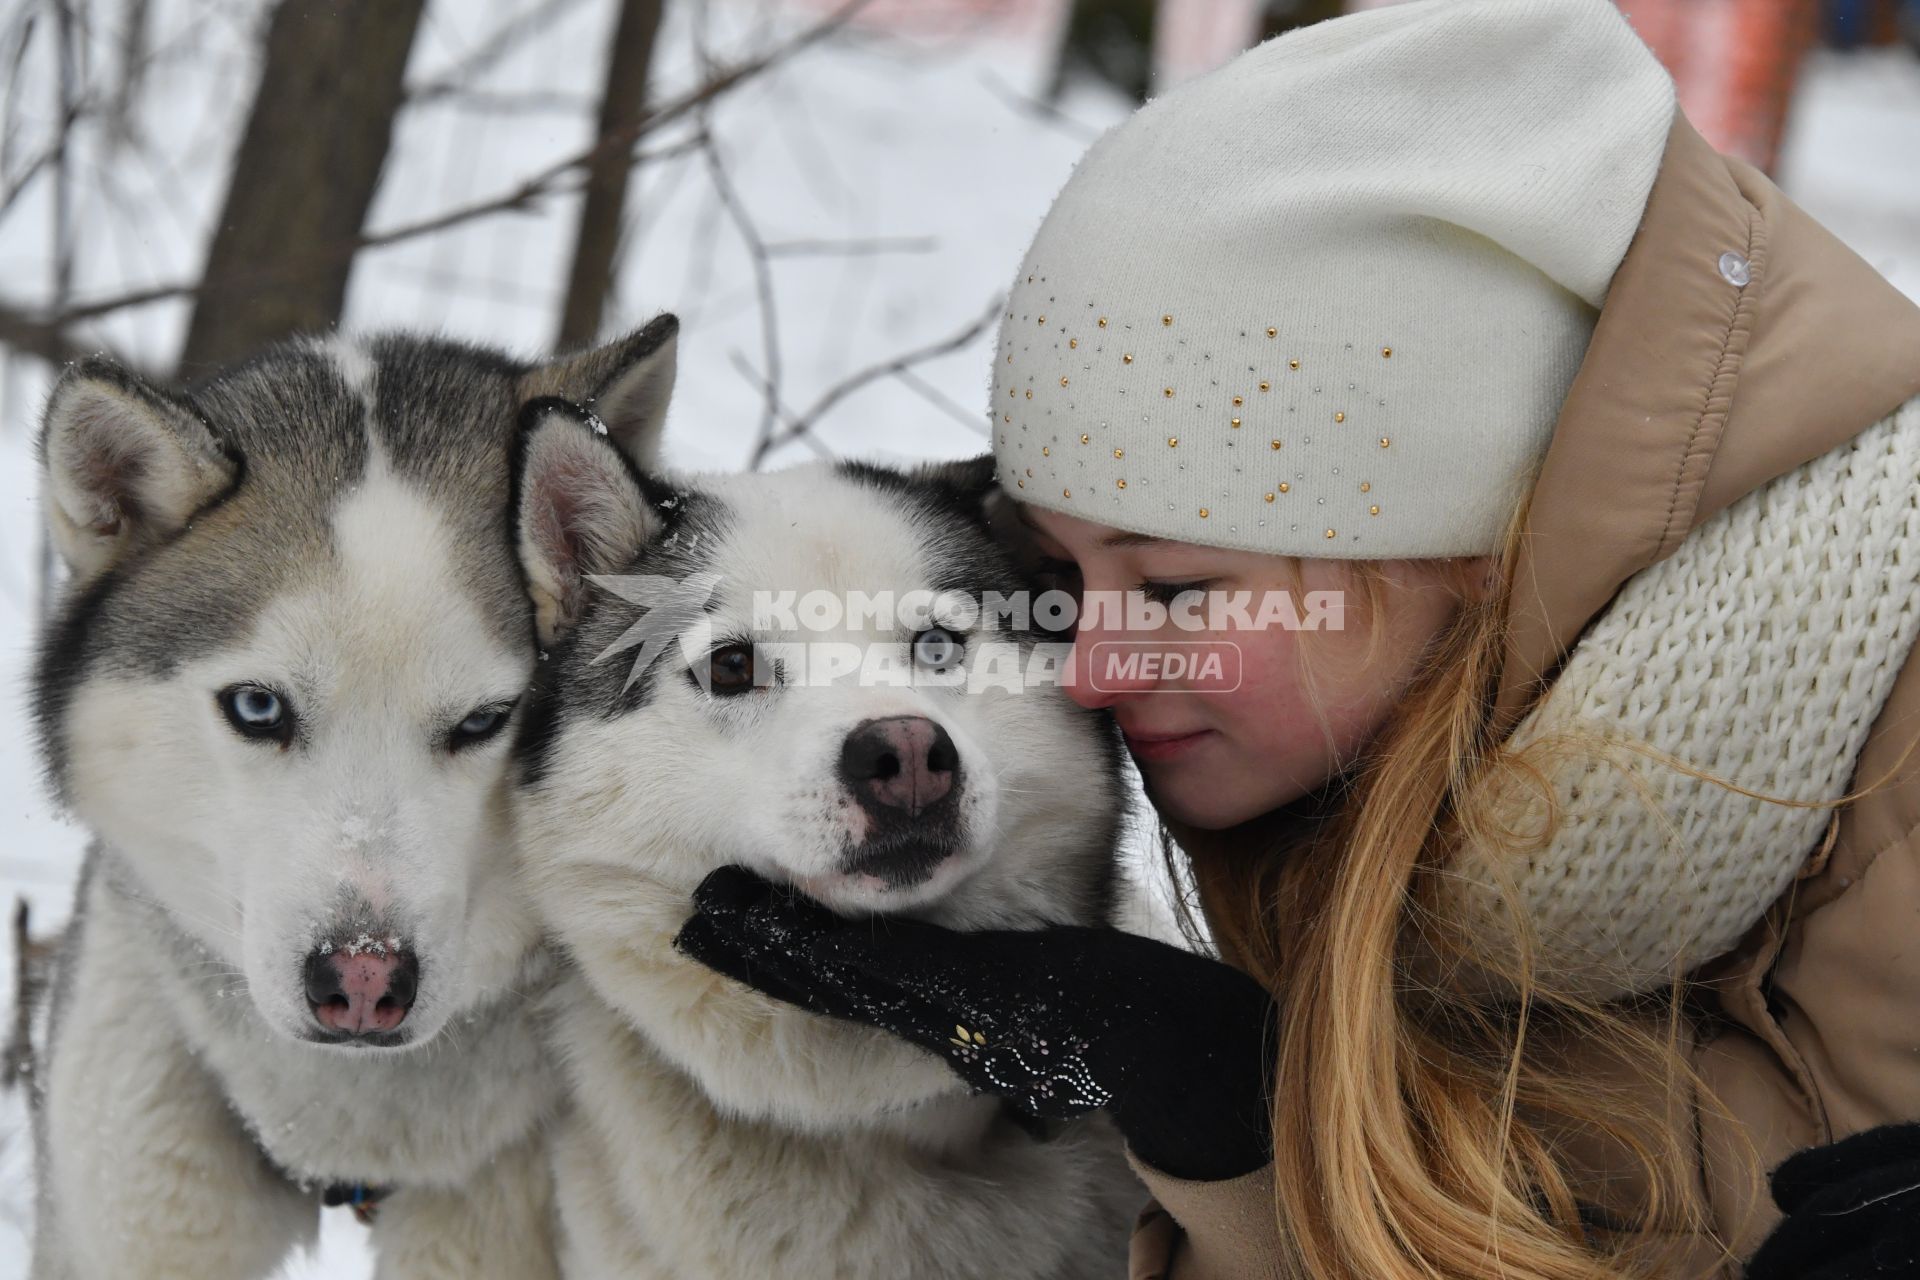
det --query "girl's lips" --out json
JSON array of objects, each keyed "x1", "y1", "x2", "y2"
[{"x1": 1121, "y1": 728, "x2": 1213, "y2": 762}]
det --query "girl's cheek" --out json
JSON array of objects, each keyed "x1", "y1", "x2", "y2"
[
  {"x1": 1181, "y1": 630, "x2": 1315, "y2": 752},
  {"x1": 1205, "y1": 618, "x2": 1301, "y2": 704},
  {"x1": 1205, "y1": 621, "x2": 1387, "y2": 752}
]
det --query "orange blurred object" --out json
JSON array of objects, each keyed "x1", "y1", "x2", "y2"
[
  {"x1": 1619, "y1": 0, "x2": 1823, "y2": 174},
  {"x1": 784, "y1": 0, "x2": 1823, "y2": 177}
]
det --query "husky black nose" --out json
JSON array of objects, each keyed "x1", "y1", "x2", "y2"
[
  {"x1": 304, "y1": 945, "x2": 420, "y2": 1038},
  {"x1": 838, "y1": 716, "x2": 961, "y2": 817}
]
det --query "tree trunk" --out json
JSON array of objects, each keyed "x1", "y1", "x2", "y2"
[
  {"x1": 1049, "y1": 0, "x2": 1159, "y2": 105},
  {"x1": 179, "y1": 0, "x2": 425, "y2": 374},
  {"x1": 1257, "y1": 0, "x2": 1347, "y2": 41},
  {"x1": 105, "y1": 0, "x2": 152, "y2": 151},
  {"x1": 555, "y1": 0, "x2": 666, "y2": 350}
]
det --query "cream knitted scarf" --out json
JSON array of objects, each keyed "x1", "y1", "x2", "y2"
[{"x1": 1441, "y1": 394, "x2": 1920, "y2": 1000}]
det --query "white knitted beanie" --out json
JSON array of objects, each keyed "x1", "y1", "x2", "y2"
[{"x1": 991, "y1": 0, "x2": 1676, "y2": 557}]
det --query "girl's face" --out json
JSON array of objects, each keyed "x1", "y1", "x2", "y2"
[{"x1": 1017, "y1": 504, "x2": 1480, "y2": 830}]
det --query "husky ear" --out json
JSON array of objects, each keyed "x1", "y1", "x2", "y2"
[
  {"x1": 910, "y1": 454, "x2": 1006, "y2": 529},
  {"x1": 519, "y1": 313, "x2": 678, "y2": 469},
  {"x1": 916, "y1": 453, "x2": 1039, "y2": 561},
  {"x1": 39, "y1": 359, "x2": 238, "y2": 584},
  {"x1": 913, "y1": 453, "x2": 1001, "y2": 525},
  {"x1": 516, "y1": 398, "x2": 657, "y2": 648}
]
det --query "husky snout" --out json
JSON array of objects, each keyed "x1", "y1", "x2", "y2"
[
  {"x1": 835, "y1": 715, "x2": 969, "y2": 889},
  {"x1": 838, "y1": 716, "x2": 961, "y2": 817},
  {"x1": 304, "y1": 941, "x2": 420, "y2": 1038}
]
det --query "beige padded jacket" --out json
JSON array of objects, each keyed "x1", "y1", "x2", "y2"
[{"x1": 1127, "y1": 112, "x2": 1920, "y2": 1279}]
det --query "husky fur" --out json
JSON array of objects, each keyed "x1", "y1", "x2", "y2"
[
  {"x1": 29, "y1": 321, "x2": 676, "y2": 1280},
  {"x1": 511, "y1": 403, "x2": 1143, "y2": 1280}
]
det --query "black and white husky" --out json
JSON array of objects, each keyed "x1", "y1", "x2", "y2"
[
  {"x1": 28, "y1": 321, "x2": 676, "y2": 1279},
  {"x1": 511, "y1": 401, "x2": 1142, "y2": 1279}
]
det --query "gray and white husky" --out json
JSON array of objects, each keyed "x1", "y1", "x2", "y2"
[
  {"x1": 511, "y1": 401, "x2": 1143, "y2": 1280},
  {"x1": 28, "y1": 320, "x2": 676, "y2": 1280}
]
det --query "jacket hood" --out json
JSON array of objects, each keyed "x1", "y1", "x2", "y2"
[
  {"x1": 1168, "y1": 112, "x2": 1920, "y2": 987},
  {"x1": 1498, "y1": 114, "x2": 1920, "y2": 726}
]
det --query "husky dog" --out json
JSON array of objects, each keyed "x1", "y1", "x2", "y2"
[
  {"x1": 511, "y1": 401, "x2": 1142, "y2": 1280},
  {"x1": 29, "y1": 320, "x2": 677, "y2": 1280}
]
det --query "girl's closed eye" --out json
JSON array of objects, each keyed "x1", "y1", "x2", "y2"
[{"x1": 1135, "y1": 579, "x2": 1217, "y2": 608}]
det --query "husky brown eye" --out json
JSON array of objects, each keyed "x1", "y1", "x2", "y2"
[
  {"x1": 219, "y1": 684, "x2": 294, "y2": 745},
  {"x1": 708, "y1": 644, "x2": 755, "y2": 695}
]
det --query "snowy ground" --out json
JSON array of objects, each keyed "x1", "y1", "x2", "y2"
[{"x1": 0, "y1": 2, "x2": 1914, "y2": 1272}]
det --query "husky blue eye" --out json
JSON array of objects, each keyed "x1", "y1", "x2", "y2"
[
  {"x1": 913, "y1": 628, "x2": 964, "y2": 670},
  {"x1": 218, "y1": 685, "x2": 293, "y2": 744},
  {"x1": 448, "y1": 702, "x2": 514, "y2": 751},
  {"x1": 459, "y1": 708, "x2": 503, "y2": 735}
]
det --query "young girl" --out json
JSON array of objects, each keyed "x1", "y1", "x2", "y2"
[{"x1": 675, "y1": 0, "x2": 1920, "y2": 1275}]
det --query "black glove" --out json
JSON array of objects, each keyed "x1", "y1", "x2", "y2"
[
  {"x1": 1745, "y1": 1123, "x2": 1920, "y2": 1280},
  {"x1": 672, "y1": 865, "x2": 1277, "y2": 1182}
]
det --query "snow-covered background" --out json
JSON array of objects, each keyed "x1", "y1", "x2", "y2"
[{"x1": 0, "y1": 0, "x2": 1914, "y2": 1272}]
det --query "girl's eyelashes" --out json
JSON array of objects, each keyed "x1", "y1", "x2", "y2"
[{"x1": 1136, "y1": 579, "x2": 1217, "y2": 608}]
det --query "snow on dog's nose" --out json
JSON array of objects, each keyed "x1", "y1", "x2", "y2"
[
  {"x1": 838, "y1": 716, "x2": 959, "y2": 818},
  {"x1": 303, "y1": 941, "x2": 420, "y2": 1038}
]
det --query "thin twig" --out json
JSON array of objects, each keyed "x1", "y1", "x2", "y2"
[
  {"x1": 702, "y1": 122, "x2": 783, "y2": 465},
  {"x1": 51, "y1": 0, "x2": 78, "y2": 314},
  {"x1": 977, "y1": 68, "x2": 1105, "y2": 142},
  {"x1": 726, "y1": 350, "x2": 835, "y2": 462},
  {"x1": 763, "y1": 235, "x2": 937, "y2": 259},
  {"x1": 3, "y1": 898, "x2": 58, "y2": 1092},
  {"x1": 751, "y1": 295, "x2": 1004, "y2": 467},
  {"x1": 0, "y1": 0, "x2": 873, "y2": 348},
  {"x1": 0, "y1": 4, "x2": 42, "y2": 180},
  {"x1": 893, "y1": 364, "x2": 992, "y2": 437},
  {"x1": 363, "y1": 0, "x2": 869, "y2": 255},
  {"x1": 411, "y1": 87, "x2": 595, "y2": 117},
  {"x1": 406, "y1": 0, "x2": 599, "y2": 103},
  {"x1": 0, "y1": 302, "x2": 89, "y2": 366}
]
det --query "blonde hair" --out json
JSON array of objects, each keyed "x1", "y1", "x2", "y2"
[{"x1": 1168, "y1": 502, "x2": 1737, "y2": 1280}]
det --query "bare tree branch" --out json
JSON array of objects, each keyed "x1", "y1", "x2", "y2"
[
  {"x1": 764, "y1": 235, "x2": 938, "y2": 259},
  {"x1": 750, "y1": 296, "x2": 1003, "y2": 468},
  {"x1": 1, "y1": 6, "x2": 44, "y2": 182},
  {"x1": 976, "y1": 69, "x2": 1104, "y2": 142},
  {"x1": 50, "y1": 0, "x2": 78, "y2": 317},
  {"x1": 725, "y1": 349, "x2": 834, "y2": 462},
  {"x1": 406, "y1": 0, "x2": 598, "y2": 104},
  {"x1": 3, "y1": 899, "x2": 60, "y2": 1092},
  {"x1": 0, "y1": 0, "x2": 874, "y2": 359},
  {"x1": 104, "y1": 0, "x2": 151, "y2": 150},
  {"x1": 0, "y1": 300, "x2": 90, "y2": 366},
  {"x1": 703, "y1": 123, "x2": 783, "y2": 466},
  {"x1": 0, "y1": 123, "x2": 74, "y2": 225},
  {"x1": 410, "y1": 87, "x2": 594, "y2": 117},
  {"x1": 893, "y1": 364, "x2": 992, "y2": 438}
]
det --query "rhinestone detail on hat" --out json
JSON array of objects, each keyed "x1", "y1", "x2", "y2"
[{"x1": 993, "y1": 295, "x2": 1412, "y2": 549}]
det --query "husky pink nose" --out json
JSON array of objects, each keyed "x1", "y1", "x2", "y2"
[
  {"x1": 839, "y1": 716, "x2": 960, "y2": 817},
  {"x1": 303, "y1": 946, "x2": 419, "y2": 1036}
]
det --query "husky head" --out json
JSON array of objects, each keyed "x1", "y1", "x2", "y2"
[
  {"x1": 512, "y1": 404, "x2": 1125, "y2": 1122},
  {"x1": 34, "y1": 321, "x2": 677, "y2": 1050}
]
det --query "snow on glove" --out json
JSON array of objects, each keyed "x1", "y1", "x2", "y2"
[
  {"x1": 672, "y1": 864, "x2": 1278, "y2": 1182},
  {"x1": 1745, "y1": 1123, "x2": 1920, "y2": 1280}
]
